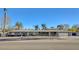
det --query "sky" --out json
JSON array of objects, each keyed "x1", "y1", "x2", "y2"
[{"x1": 0, "y1": 8, "x2": 79, "y2": 29}]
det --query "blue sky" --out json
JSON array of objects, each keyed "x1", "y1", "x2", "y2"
[{"x1": 0, "y1": 8, "x2": 79, "y2": 29}]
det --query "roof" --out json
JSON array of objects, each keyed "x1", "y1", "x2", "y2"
[{"x1": 9, "y1": 29, "x2": 69, "y2": 32}]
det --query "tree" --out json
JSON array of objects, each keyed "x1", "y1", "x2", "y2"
[
  {"x1": 72, "y1": 24, "x2": 79, "y2": 29},
  {"x1": 15, "y1": 21, "x2": 23, "y2": 30},
  {"x1": 63, "y1": 24, "x2": 69, "y2": 30},
  {"x1": 57, "y1": 24, "x2": 69, "y2": 30},
  {"x1": 57, "y1": 24, "x2": 64, "y2": 30},
  {"x1": 41, "y1": 24, "x2": 47, "y2": 30},
  {"x1": 34, "y1": 25, "x2": 39, "y2": 30},
  {"x1": 72, "y1": 24, "x2": 79, "y2": 32},
  {"x1": 68, "y1": 24, "x2": 78, "y2": 32},
  {"x1": 50, "y1": 27, "x2": 54, "y2": 30}
]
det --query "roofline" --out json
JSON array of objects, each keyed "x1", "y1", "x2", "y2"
[{"x1": 8, "y1": 29, "x2": 70, "y2": 32}]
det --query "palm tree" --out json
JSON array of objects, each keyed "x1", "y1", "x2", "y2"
[
  {"x1": 41, "y1": 24, "x2": 47, "y2": 30},
  {"x1": 34, "y1": 25, "x2": 39, "y2": 30},
  {"x1": 15, "y1": 21, "x2": 23, "y2": 30}
]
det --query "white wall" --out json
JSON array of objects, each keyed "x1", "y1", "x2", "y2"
[{"x1": 58, "y1": 32, "x2": 68, "y2": 36}]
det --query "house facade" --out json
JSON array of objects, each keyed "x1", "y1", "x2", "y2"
[{"x1": 0, "y1": 29, "x2": 79, "y2": 37}]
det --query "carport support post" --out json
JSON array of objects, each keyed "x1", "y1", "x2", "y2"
[
  {"x1": 49, "y1": 32, "x2": 51, "y2": 39},
  {"x1": 27, "y1": 32, "x2": 29, "y2": 36}
]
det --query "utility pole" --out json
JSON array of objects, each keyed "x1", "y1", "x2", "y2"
[{"x1": 3, "y1": 8, "x2": 7, "y2": 34}]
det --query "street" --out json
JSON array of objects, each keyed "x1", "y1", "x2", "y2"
[{"x1": 0, "y1": 39, "x2": 79, "y2": 50}]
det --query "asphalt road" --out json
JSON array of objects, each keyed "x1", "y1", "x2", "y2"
[{"x1": 0, "y1": 39, "x2": 79, "y2": 50}]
